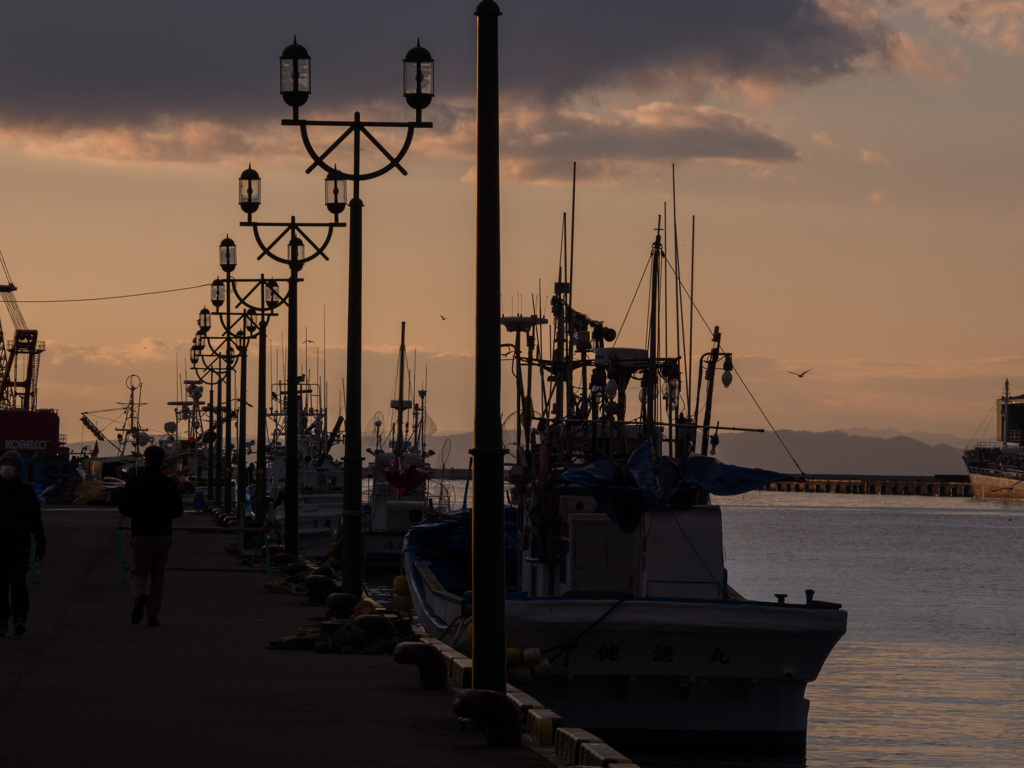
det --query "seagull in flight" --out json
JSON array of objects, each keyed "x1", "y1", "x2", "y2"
[
  {"x1": 788, "y1": 368, "x2": 813, "y2": 378},
  {"x1": 439, "y1": 315, "x2": 447, "y2": 320}
]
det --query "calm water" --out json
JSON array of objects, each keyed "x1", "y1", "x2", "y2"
[{"x1": 632, "y1": 492, "x2": 1024, "y2": 768}]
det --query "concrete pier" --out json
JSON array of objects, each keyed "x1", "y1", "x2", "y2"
[
  {"x1": 0, "y1": 505, "x2": 558, "y2": 768},
  {"x1": 763, "y1": 474, "x2": 972, "y2": 497}
]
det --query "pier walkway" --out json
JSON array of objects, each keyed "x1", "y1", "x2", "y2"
[{"x1": 0, "y1": 506, "x2": 556, "y2": 768}]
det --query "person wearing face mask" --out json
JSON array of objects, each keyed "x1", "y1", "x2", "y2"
[
  {"x1": 0, "y1": 450, "x2": 46, "y2": 637},
  {"x1": 118, "y1": 445, "x2": 183, "y2": 627}
]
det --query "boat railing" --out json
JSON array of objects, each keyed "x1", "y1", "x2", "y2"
[{"x1": 969, "y1": 441, "x2": 1024, "y2": 454}]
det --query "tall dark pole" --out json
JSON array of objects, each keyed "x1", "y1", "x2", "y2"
[
  {"x1": 285, "y1": 250, "x2": 301, "y2": 555},
  {"x1": 223, "y1": 304, "x2": 233, "y2": 516},
  {"x1": 472, "y1": 0, "x2": 506, "y2": 693},
  {"x1": 214, "y1": 378, "x2": 224, "y2": 506},
  {"x1": 341, "y1": 189, "x2": 364, "y2": 596},
  {"x1": 255, "y1": 311, "x2": 269, "y2": 524},
  {"x1": 207, "y1": 387, "x2": 216, "y2": 502},
  {"x1": 236, "y1": 321, "x2": 250, "y2": 525}
]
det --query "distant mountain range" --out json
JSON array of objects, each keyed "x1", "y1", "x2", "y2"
[
  {"x1": 426, "y1": 428, "x2": 971, "y2": 477},
  {"x1": 710, "y1": 429, "x2": 968, "y2": 476},
  {"x1": 71, "y1": 428, "x2": 973, "y2": 477}
]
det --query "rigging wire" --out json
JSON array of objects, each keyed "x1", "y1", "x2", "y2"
[
  {"x1": 964, "y1": 401, "x2": 996, "y2": 451},
  {"x1": 731, "y1": 366, "x2": 805, "y2": 476},
  {"x1": 614, "y1": 228, "x2": 804, "y2": 471}
]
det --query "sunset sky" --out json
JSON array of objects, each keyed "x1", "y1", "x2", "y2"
[{"x1": 1, "y1": 1, "x2": 1022, "y2": 459}]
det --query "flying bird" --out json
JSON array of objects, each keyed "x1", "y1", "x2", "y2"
[
  {"x1": 788, "y1": 369, "x2": 813, "y2": 378},
  {"x1": 440, "y1": 315, "x2": 447, "y2": 320}
]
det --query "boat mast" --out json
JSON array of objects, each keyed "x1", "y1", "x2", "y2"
[
  {"x1": 644, "y1": 219, "x2": 662, "y2": 435},
  {"x1": 394, "y1": 322, "x2": 407, "y2": 460},
  {"x1": 1002, "y1": 378, "x2": 1010, "y2": 444}
]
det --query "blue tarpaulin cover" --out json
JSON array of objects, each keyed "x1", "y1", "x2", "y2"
[{"x1": 557, "y1": 440, "x2": 790, "y2": 532}]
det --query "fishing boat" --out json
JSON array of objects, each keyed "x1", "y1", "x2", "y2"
[
  {"x1": 403, "y1": 216, "x2": 847, "y2": 751},
  {"x1": 363, "y1": 322, "x2": 452, "y2": 568},
  {"x1": 264, "y1": 374, "x2": 345, "y2": 557},
  {"x1": 962, "y1": 379, "x2": 1024, "y2": 499}
]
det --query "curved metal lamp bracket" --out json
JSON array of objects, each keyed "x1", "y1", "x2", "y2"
[
  {"x1": 243, "y1": 219, "x2": 337, "y2": 269},
  {"x1": 285, "y1": 116, "x2": 431, "y2": 181}
]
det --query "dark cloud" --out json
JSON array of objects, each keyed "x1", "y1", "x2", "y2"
[
  {"x1": 502, "y1": 105, "x2": 797, "y2": 183},
  {"x1": 0, "y1": 1, "x2": 932, "y2": 129},
  {"x1": 0, "y1": 1, "x2": 471, "y2": 128},
  {"x1": 0, "y1": 1, "x2": 962, "y2": 173},
  {"x1": 498, "y1": 1, "x2": 891, "y2": 103}
]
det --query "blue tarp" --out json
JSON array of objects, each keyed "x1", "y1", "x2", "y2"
[{"x1": 557, "y1": 440, "x2": 790, "y2": 532}]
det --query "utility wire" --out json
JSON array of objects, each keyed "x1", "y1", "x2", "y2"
[{"x1": 18, "y1": 283, "x2": 208, "y2": 303}]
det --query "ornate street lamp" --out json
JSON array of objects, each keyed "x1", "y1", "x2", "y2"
[
  {"x1": 222, "y1": 274, "x2": 283, "y2": 526},
  {"x1": 191, "y1": 314, "x2": 235, "y2": 507},
  {"x1": 279, "y1": 38, "x2": 432, "y2": 596},
  {"x1": 236, "y1": 166, "x2": 343, "y2": 555}
]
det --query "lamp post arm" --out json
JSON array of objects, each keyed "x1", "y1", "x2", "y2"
[
  {"x1": 242, "y1": 220, "x2": 340, "y2": 266},
  {"x1": 228, "y1": 276, "x2": 282, "y2": 315},
  {"x1": 283, "y1": 117, "x2": 431, "y2": 180},
  {"x1": 293, "y1": 222, "x2": 336, "y2": 261},
  {"x1": 292, "y1": 122, "x2": 356, "y2": 175}
]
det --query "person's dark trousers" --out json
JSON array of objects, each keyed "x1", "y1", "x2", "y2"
[{"x1": 0, "y1": 555, "x2": 30, "y2": 624}]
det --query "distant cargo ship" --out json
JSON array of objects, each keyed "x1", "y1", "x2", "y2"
[{"x1": 962, "y1": 379, "x2": 1024, "y2": 499}]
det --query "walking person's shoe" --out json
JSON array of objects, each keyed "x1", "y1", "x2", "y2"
[
  {"x1": 131, "y1": 594, "x2": 148, "y2": 625},
  {"x1": 13, "y1": 617, "x2": 26, "y2": 636},
  {"x1": 147, "y1": 617, "x2": 160, "y2": 628}
]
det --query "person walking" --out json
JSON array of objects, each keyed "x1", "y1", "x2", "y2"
[
  {"x1": 0, "y1": 450, "x2": 45, "y2": 637},
  {"x1": 119, "y1": 445, "x2": 183, "y2": 627}
]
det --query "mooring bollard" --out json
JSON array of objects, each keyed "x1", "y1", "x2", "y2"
[{"x1": 393, "y1": 640, "x2": 447, "y2": 690}]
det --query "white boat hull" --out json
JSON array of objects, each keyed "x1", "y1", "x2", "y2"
[{"x1": 403, "y1": 549, "x2": 845, "y2": 746}]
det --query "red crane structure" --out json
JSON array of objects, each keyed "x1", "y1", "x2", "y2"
[{"x1": 0, "y1": 249, "x2": 68, "y2": 485}]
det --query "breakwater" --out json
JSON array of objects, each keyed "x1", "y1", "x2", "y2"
[{"x1": 763, "y1": 474, "x2": 972, "y2": 497}]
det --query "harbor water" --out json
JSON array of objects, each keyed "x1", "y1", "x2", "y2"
[{"x1": 630, "y1": 493, "x2": 1023, "y2": 768}]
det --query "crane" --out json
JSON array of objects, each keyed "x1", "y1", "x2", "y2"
[{"x1": 0, "y1": 249, "x2": 45, "y2": 412}]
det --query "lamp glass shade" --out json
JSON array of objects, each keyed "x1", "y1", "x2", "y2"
[
  {"x1": 289, "y1": 236, "x2": 305, "y2": 262},
  {"x1": 325, "y1": 169, "x2": 347, "y2": 215},
  {"x1": 280, "y1": 39, "x2": 310, "y2": 107},
  {"x1": 210, "y1": 279, "x2": 226, "y2": 308},
  {"x1": 198, "y1": 308, "x2": 212, "y2": 332},
  {"x1": 219, "y1": 237, "x2": 237, "y2": 273},
  {"x1": 403, "y1": 43, "x2": 434, "y2": 110},
  {"x1": 238, "y1": 166, "x2": 261, "y2": 214},
  {"x1": 264, "y1": 279, "x2": 282, "y2": 309}
]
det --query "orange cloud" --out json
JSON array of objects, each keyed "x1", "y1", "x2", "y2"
[
  {"x1": 811, "y1": 132, "x2": 835, "y2": 148},
  {"x1": 0, "y1": 118, "x2": 301, "y2": 165},
  {"x1": 859, "y1": 148, "x2": 891, "y2": 165},
  {"x1": 909, "y1": 0, "x2": 1024, "y2": 53}
]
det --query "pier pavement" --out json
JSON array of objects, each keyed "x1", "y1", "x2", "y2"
[{"x1": 0, "y1": 505, "x2": 556, "y2": 768}]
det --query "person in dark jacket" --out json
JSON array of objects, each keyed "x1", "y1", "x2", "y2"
[
  {"x1": 119, "y1": 445, "x2": 183, "y2": 627},
  {"x1": 0, "y1": 450, "x2": 45, "y2": 637}
]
